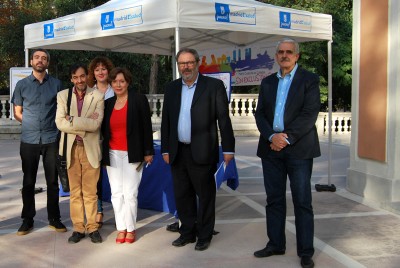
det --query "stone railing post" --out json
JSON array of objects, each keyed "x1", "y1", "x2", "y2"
[{"x1": 0, "y1": 96, "x2": 10, "y2": 119}]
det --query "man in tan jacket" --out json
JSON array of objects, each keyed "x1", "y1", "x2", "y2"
[{"x1": 55, "y1": 63, "x2": 104, "y2": 244}]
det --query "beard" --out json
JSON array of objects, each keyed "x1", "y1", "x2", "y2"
[
  {"x1": 75, "y1": 84, "x2": 87, "y2": 92},
  {"x1": 32, "y1": 63, "x2": 47, "y2": 73},
  {"x1": 180, "y1": 67, "x2": 198, "y2": 83}
]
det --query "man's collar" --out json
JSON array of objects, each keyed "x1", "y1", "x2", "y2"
[
  {"x1": 30, "y1": 72, "x2": 49, "y2": 82},
  {"x1": 73, "y1": 87, "x2": 87, "y2": 99},
  {"x1": 277, "y1": 63, "x2": 298, "y2": 79},
  {"x1": 182, "y1": 73, "x2": 199, "y2": 88}
]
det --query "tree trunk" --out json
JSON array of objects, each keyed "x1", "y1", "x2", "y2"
[
  {"x1": 148, "y1": 54, "x2": 159, "y2": 117},
  {"x1": 149, "y1": 54, "x2": 158, "y2": 95}
]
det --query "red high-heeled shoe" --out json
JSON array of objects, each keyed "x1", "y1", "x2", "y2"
[
  {"x1": 125, "y1": 231, "x2": 136, "y2": 243},
  {"x1": 116, "y1": 231, "x2": 126, "y2": 244}
]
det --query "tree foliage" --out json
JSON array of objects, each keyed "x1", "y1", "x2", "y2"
[
  {"x1": 260, "y1": 0, "x2": 353, "y2": 111},
  {"x1": 0, "y1": 0, "x2": 172, "y2": 95},
  {"x1": 0, "y1": 1, "x2": 45, "y2": 92},
  {"x1": 0, "y1": 0, "x2": 352, "y2": 110}
]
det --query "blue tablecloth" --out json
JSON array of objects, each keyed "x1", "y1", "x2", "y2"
[{"x1": 60, "y1": 144, "x2": 239, "y2": 214}]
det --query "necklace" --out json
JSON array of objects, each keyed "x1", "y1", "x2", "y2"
[{"x1": 116, "y1": 96, "x2": 128, "y2": 103}]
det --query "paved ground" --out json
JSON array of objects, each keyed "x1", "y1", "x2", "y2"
[{"x1": 1, "y1": 134, "x2": 400, "y2": 268}]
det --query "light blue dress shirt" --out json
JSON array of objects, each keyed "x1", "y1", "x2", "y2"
[
  {"x1": 269, "y1": 64, "x2": 298, "y2": 142},
  {"x1": 94, "y1": 84, "x2": 114, "y2": 100},
  {"x1": 177, "y1": 77, "x2": 198, "y2": 143}
]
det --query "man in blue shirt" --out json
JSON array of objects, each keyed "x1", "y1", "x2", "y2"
[
  {"x1": 12, "y1": 48, "x2": 67, "y2": 235},
  {"x1": 161, "y1": 48, "x2": 235, "y2": 251},
  {"x1": 254, "y1": 39, "x2": 321, "y2": 268}
]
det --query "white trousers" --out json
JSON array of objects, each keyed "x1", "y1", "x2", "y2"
[{"x1": 107, "y1": 150, "x2": 142, "y2": 232}]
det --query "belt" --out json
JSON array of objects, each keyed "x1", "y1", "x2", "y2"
[
  {"x1": 74, "y1": 140, "x2": 84, "y2": 146},
  {"x1": 179, "y1": 141, "x2": 190, "y2": 145}
]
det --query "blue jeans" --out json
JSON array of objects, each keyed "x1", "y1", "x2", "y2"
[{"x1": 261, "y1": 157, "x2": 314, "y2": 257}]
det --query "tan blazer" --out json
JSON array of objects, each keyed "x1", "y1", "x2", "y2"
[{"x1": 55, "y1": 87, "x2": 104, "y2": 169}]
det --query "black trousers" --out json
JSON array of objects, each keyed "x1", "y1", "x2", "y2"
[
  {"x1": 171, "y1": 143, "x2": 217, "y2": 242},
  {"x1": 20, "y1": 142, "x2": 61, "y2": 221}
]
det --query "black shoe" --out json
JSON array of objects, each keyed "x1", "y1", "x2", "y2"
[
  {"x1": 49, "y1": 219, "x2": 67, "y2": 232},
  {"x1": 166, "y1": 222, "x2": 180, "y2": 232},
  {"x1": 172, "y1": 236, "x2": 196, "y2": 247},
  {"x1": 68, "y1": 232, "x2": 85, "y2": 244},
  {"x1": 301, "y1": 256, "x2": 315, "y2": 268},
  {"x1": 17, "y1": 220, "x2": 34, "y2": 236},
  {"x1": 89, "y1": 230, "x2": 103, "y2": 243},
  {"x1": 195, "y1": 240, "x2": 211, "y2": 251},
  {"x1": 254, "y1": 246, "x2": 285, "y2": 258}
]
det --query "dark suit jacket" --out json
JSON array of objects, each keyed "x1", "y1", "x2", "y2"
[
  {"x1": 255, "y1": 67, "x2": 321, "y2": 159},
  {"x1": 102, "y1": 89, "x2": 154, "y2": 165},
  {"x1": 161, "y1": 74, "x2": 235, "y2": 165}
]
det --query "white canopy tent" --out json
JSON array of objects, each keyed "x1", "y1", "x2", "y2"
[
  {"x1": 24, "y1": 0, "x2": 332, "y2": 78},
  {"x1": 24, "y1": 0, "x2": 335, "y2": 187}
]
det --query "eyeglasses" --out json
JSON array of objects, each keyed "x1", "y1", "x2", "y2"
[
  {"x1": 277, "y1": 50, "x2": 295, "y2": 55},
  {"x1": 177, "y1": 61, "x2": 197, "y2": 67}
]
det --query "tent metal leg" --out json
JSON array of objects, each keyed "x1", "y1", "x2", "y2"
[{"x1": 315, "y1": 40, "x2": 336, "y2": 192}]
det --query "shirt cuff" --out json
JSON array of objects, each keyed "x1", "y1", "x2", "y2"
[{"x1": 268, "y1": 133, "x2": 275, "y2": 142}]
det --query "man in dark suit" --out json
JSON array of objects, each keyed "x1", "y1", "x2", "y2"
[
  {"x1": 254, "y1": 38, "x2": 320, "y2": 268},
  {"x1": 161, "y1": 47, "x2": 235, "y2": 251}
]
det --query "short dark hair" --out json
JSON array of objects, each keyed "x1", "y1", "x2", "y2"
[
  {"x1": 176, "y1": 47, "x2": 200, "y2": 62},
  {"x1": 30, "y1": 48, "x2": 51, "y2": 62},
  {"x1": 108, "y1": 67, "x2": 132, "y2": 85},
  {"x1": 87, "y1": 56, "x2": 115, "y2": 87},
  {"x1": 69, "y1": 63, "x2": 88, "y2": 76}
]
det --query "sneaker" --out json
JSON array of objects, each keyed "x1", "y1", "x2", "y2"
[
  {"x1": 17, "y1": 220, "x2": 34, "y2": 236},
  {"x1": 68, "y1": 232, "x2": 85, "y2": 244},
  {"x1": 49, "y1": 219, "x2": 67, "y2": 232},
  {"x1": 89, "y1": 230, "x2": 103, "y2": 243}
]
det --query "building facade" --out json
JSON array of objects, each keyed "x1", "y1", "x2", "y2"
[{"x1": 348, "y1": 0, "x2": 400, "y2": 211}]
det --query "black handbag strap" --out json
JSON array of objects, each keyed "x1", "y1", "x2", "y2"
[{"x1": 62, "y1": 88, "x2": 73, "y2": 157}]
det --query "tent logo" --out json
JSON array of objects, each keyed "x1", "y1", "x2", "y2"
[
  {"x1": 43, "y1": 20, "x2": 74, "y2": 39},
  {"x1": 101, "y1": 12, "x2": 115, "y2": 30},
  {"x1": 279, "y1": 11, "x2": 312, "y2": 31},
  {"x1": 279, "y1": 12, "x2": 291, "y2": 29},
  {"x1": 101, "y1": 6, "x2": 143, "y2": 31},
  {"x1": 215, "y1": 3, "x2": 256, "y2": 25},
  {"x1": 44, "y1": 23, "x2": 54, "y2": 39},
  {"x1": 215, "y1": 3, "x2": 230, "y2": 22},
  {"x1": 220, "y1": 6, "x2": 226, "y2": 15}
]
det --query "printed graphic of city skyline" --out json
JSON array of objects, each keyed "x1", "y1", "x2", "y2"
[{"x1": 199, "y1": 47, "x2": 275, "y2": 75}]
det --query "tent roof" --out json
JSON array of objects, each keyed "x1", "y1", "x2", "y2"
[{"x1": 24, "y1": 0, "x2": 332, "y2": 55}]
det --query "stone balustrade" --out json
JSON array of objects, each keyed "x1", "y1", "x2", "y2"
[{"x1": 0, "y1": 94, "x2": 351, "y2": 139}]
